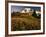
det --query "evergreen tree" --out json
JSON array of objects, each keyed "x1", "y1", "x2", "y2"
[{"x1": 32, "y1": 10, "x2": 37, "y2": 17}]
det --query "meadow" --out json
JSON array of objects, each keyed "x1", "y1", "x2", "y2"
[{"x1": 11, "y1": 12, "x2": 41, "y2": 31}]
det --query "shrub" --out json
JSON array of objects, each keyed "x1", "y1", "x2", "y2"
[
  {"x1": 11, "y1": 12, "x2": 16, "y2": 17},
  {"x1": 15, "y1": 12, "x2": 21, "y2": 16}
]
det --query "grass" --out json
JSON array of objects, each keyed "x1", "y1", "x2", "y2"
[{"x1": 11, "y1": 13, "x2": 41, "y2": 31}]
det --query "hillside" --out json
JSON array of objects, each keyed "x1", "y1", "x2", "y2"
[{"x1": 11, "y1": 12, "x2": 41, "y2": 31}]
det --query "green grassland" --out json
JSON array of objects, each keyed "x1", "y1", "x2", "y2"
[{"x1": 11, "y1": 12, "x2": 41, "y2": 31}]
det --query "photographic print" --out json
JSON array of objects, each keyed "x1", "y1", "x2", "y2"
[
  {"x1": 5, "y1": 1, "x2": 45, "y2": 36},
  {"x1": 11, "y1": 6, "x2": 41, "y2": 31}
]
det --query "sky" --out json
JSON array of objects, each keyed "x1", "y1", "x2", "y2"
[{"x1": 11, "y1": 6, "x2": 41, "y2": 13}]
